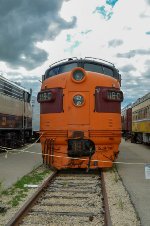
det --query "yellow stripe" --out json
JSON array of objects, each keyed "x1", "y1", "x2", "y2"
[{"x1": 132, "y1": 120, "x2": 150, "y2": 133}]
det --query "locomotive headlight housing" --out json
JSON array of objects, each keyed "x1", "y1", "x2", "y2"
[
  {"x1": 73, "y1": 70, "x2": 84, "y2": 81},
  {"x1": 73, "y1": 94, "x2": 84, "y2": 106},
  {"x1": 37, "y1": 90, "x2": 55, "y2": 103},
  {"x1": 71, "y1": 67, "x2": 86, "y2": 83}
]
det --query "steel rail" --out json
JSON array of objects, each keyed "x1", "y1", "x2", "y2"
[
  {"x1": 6, "y1": 170, "x2": 58, "y2": 226},
  {"x1": 6, "y1": 169, "x2": 112, "y2": 226},
  {"x1": 101, "y1": 170, "x2": 112, "y2": 226}
]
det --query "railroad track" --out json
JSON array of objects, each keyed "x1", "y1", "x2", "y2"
[{"x1": 6, "y1": 169, "x2": 112, "y2": 226}]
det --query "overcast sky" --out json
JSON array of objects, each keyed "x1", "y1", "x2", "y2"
[{"x1": 0, "y1": 0, "x2": 150, "y2": 107}]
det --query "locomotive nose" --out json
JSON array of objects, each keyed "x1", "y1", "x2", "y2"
[{"x1": 68, "y1": 67, "x2": 89, "y2": 125}]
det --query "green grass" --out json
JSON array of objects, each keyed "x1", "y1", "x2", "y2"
[
  {"x1": 14, "y1": 169, "x2": 50, "y2": 189},
  {"x1": 1, "y1": 166, "x2": 50, "y2": 208},
  {"x1": 111, "y1": 165, "x2": 120, "y2": 183},
  {"x1": 118, "y1": 198, "x2": 124, "y2": 210}
]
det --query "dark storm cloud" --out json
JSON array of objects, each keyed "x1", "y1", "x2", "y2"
[
  {"x1": 0, "y1": 0, "x2": 76, "y2": 70},
  {"x1": 108, "y1": 39, "x2": 123, "y2": 47},
  {"x1": 116, "y1": 49, "x2": 150, "y2": 58}
]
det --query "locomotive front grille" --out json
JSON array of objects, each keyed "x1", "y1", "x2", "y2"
[{"x1": 68, "y1": 139, "x2": 95, "y2": 157}]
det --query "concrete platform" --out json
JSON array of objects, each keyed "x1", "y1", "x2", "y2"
[
  {"x1": 0, "y1": 143, "x2": 43, "y2": 189},
  {"x1": 117, "y1": 139, "x2": 150, "y2": 226}
]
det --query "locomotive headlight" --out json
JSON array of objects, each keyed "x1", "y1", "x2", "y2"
[
  {"x1": 71, "y1": 68, "x2": 86, "y2": 83},
  {"x1": 73, "y1": 95, "x2": 84, "y2": 106},
  {"x1": 73, "y1": 70, "x2": 84, "y2": 81}
]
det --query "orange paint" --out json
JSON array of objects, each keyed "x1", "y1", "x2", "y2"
[{"x1": 38, "y1": 61, "x2": 123, "y2": 170}]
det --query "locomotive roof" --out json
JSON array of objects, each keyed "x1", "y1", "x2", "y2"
[
  {"x1": 0, "y1": 74, "x2": 29, "y2": 93},
  {"x1": 49, "y1": 57, "x2": 116, "y2": 69}
]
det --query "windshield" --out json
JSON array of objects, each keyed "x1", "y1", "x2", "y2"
[
  {"x1": 45, "y1": 60, "x2": 119, "y2": 81},
  {"x1": 84, "y1": 63, "x2": 114, "y2": 76},
  {"x1": 59, "y1": 63, "x2": 77, "y2": 73},
  {"x1": 47, "y1": 63, "x2": 78, "y2": 78}
]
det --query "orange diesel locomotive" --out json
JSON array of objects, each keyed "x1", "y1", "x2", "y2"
[{"x1": 38, "y1": 57, "x2": 123, "y2": 169}]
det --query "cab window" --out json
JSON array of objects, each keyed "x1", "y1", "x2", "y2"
[
  {"x1": 47, "y1": 63, "x2": 78, "y2": 78},
  {"x1": 59, "y1": 63, "x2": 78, "y2": 74},
  {"x1": 84, "y1": 63, "x2": 114, "y2": 77},
  {"x1": 103, "y1": 66, "x2": 113, "y2": 76},
  {"x1": 84, "y1": 63, "x2": 103, "y2": 74},
  {"x1": 48, "y1": 67, "x2": 59, "y2": 77}
]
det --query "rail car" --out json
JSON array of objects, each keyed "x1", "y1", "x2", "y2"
[
  {"x1": 121, "y1": 104, "x2": 132, "y2": 138},
  {"x1": 0, "y1": 75, "x2": 32, "y2": 149},
  {"x1": 132, "y1": 92, "x2": 150, "y2": 143},
  {"x1": 122, "y1": 92, "x2": 150, "y2": 144},
  {"x1": 38, "y1": 57, "x2": 123, "y2": 169},
  {"x1": 31, "y1": 96, "x2": 40, "y2": 140}
]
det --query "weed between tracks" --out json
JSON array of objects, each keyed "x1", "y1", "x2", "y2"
[{"x1": 0, "y1": 165, "x2": 50, "y2": 210}]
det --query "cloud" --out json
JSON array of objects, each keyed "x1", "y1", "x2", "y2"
[
  {"x1": 0, "y1": 0, "x2": 76, "y2": 70},
  {"x1": 119, "y1": 64, "x2": 136, "y2": 73},
  {"x1": 116, "y1": 49, "x2": 150, "y2": 58},
  {"x1": 81, "y1": 30, "x2": 92, "y2": 35},
  {"x1": 145, "y1": 0, "x2": 150, "y2": 5},
  {"x1": 6, "y1": 72, "x2": 41, "y2": 95},
  {"x1": 145, "y1": 59, "x2": 150, "y2": 65},
  {"x1": 65, "y1": 40, "x2": 81, "y2": 53},
  {"x1": 108, "y1": 39, "x2": 123, "y2": 47},
  {"x1": 143, "y1": 60, "x2": 150, "y2": 78},
  {"x1": 120, "y1": 62, "x2": 150, "y2": 108}
]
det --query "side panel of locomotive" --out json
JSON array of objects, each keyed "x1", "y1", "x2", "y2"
[
  {"x1": 0, "y1": 76, "x2": 32, "y2": 149},
  {"x1": 38, "y1": 58, "x2": 123, "y2": 169}
]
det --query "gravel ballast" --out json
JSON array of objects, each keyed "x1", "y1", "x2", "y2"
[
  {"x1": 104, "y1": 167, "x2": 141, "y2": 226},
  {"x1": 0, "y1": 165, "x2": 141, "y2": 226}
]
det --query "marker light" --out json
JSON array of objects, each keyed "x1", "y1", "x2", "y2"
[
  {"x1": 106, "y1": 90, "x2": 123, "y2": 102},
  {"x1": 73, "y1": 95, "x2": 84, "y2": 106},
  {"x1": 37, "y1": 90, "x2": 55, "y2": 103}
]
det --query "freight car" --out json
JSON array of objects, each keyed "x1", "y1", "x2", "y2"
[
  {"x1": 37, "y1": 57, "x2": 123, "y2": 169},
  {"x1": 0, "y1": 75, "x2": 32, "y2": 149},
  {"x1": 132, "y1": 92, "x2": 150, "y2": 144}
]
